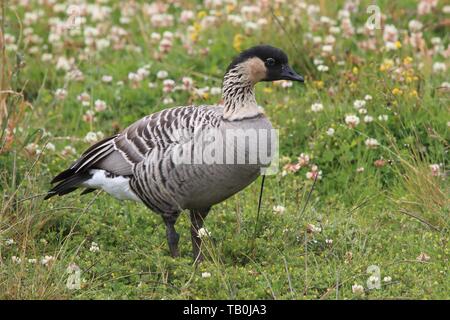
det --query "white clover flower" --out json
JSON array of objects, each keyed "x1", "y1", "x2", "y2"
[
  {"x1": 383, "y1": 24, "x2": 398, "y2": 43},
  {"x1": 94, "y1": 99, "x2": 107, "y2": 112},
  {"x1": 89, "y1": 242, "x2": 100, "y2": 253},
  {"x1": 307, "y1": 223, "x2": 322, "y2": 233},
  {"x1": 383, "y1": 276, "x2": 392, "y2": 283},
  {"x1": 128, "y1": 72, "x2": 142, "y2": 82},
  {"x1": 156, "y1": 70, "x2": 168, "y2": 79},
  {"x1": 378, "y1": 114, "x2": 389, "y2": 121},
  {"x1": 41, "y1": 255, "x2": 56, "y2": 266},
  {"x1": 96, "y1": 38, "x2": 110, "y2": 50},
  {"x1": 55, "y1": 88, "x2": 67, "y2": 100},
  {"x1": 5, "y1": 239, "x2": 15, "y2": 245},
  {"x1": 61, "y1": 146, "x2": 76, "y2": 157},
  {"x1": 181, "y1": 77, "x2": 194, "y2": 90},
  {"x1": 281, "y1": 80, "x2": 293, "y2": 88},
  {"x1": 311, "y1": 102, "x2": 324, "y2": 112},
  {"x1": 163, "y1": 79, "x2": 176, "y2": 93},
  {"x1": 84, "y1": 131, "x2": 100, "y2": 144},
  {"x1": 150, "y1": 32, "x2": 161, "y2": 42},
  {"x1": 197, "y1": 227, "x2": 210, "y2": 238},
  {"x1": 210, "y1": 87, "x2": 221, "y2": 95},
  {"x1": 12, "y1": 256, "x2": 22, "y2": 264},
  {"x1": 137, "y1": 67, "x2": 150, "y2": 78},
  {"x1": 45, "y1": 142, "x2": 56, "y2": 152},
  {"x1": 201, "y1": 272, "x2": 211, "y2": 278},
  {"x1": 385, "y1": 41, "x2": 397, "y2": 51},
  {"x1": 321, "y1": 45, "x2": 333, "y2": 54},
  {"x1": 432, "y1": 62, "x2": 447, "y2": 73},
  {"x1": 25, "y1": 143, "x2": 41, "y2": 156},
  {"x1": 102, "y1": 75, "x2": 113, "y2": 83},
  {"x1": 163, "y1": 97, "x2": 174, "y2": 105},
  {"x1": 358, "y1": 108, "x2": 367, "y2": 115},
  {"x1": 345, "y1": 115, "x2": 360, "y2": 128},
  {"x1": 306, "y1": 170, "x2": 322, "y2": 180},
  {"x1": 82, "y1": 110, "x2": 96, "y2": 123},
  {"x1": 42, "y1": 53, "x2": 53, "y2": 62},
  {"x1": 365, "y1": 138, "x2": 380, "y2": 149},
  {"x1": 353, "y1": 99, "x2": 366, "y2": 109},
  {"x1": 326, "y1": 128, "x2": 335, "y2": 136},
  {"x1": 364, "y1": 115, "x2": 374, "y2": 123},
  {"x1": 273, "y1": 205, "x2": 286, "y2": 215},
  {"x1": 329, "y1": 26, "x2": 341, "y2": 34},
  {"x1": 352, "y1": 284, "x2": 365, "y2": 295},
  {"x1": 28, "y1": 258, "x2": 37, "y2": 264},
  {"x1": 408, "y1": 20, "x2": 423, "y2": 32},
  {"x1": 77, "y1": 92, "x2": 91, "y2": 106},
  {"x1": 56, "y1": 56, "x2": 73, "y2": 71},
  {"x1": 429, "y1": 164, "x2": 441, "y2": 177},
  {"x1": 298, "y1": 153, "x2": 310, "y2": 167},
  {"x1": 325, "y1": 239, "x2": 333, "y2": 244},
  {"x1": 180, "y1": 10, "x2": 194, "y2": 23},
  {"x1": 317, "y1": 65, "x2": 329, "y2": 72},
  {"x1": 313, "y1": 58, "x2": 324, "y2": 66},
  {"x1": 364, "y1": 94, "x2": 372, "y2": 101}
]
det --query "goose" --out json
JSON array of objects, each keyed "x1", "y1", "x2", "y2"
[{"x1": 46, "y1": 45, "x2": 304, "y2": 260}]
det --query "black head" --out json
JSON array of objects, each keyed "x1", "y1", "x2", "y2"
[{"x1": 226, "y1": 45, "x2": 304, "y2": 83}]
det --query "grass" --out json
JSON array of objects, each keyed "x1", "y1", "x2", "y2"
[{"x1": 0, "y1": 0, "x2": 449, "y2": 299}]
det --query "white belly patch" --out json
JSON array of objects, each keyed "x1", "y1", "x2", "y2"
[{"x1": 82, "y1": 169, "x2": 141, "y2": 202}]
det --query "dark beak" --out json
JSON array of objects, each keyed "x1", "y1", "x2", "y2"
[{"x1": 281, "y1": 64, "x2": 304, "y2": 82}]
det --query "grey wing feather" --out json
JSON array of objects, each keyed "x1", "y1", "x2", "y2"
[{"x1": 95, "y1": 105, "x2": 222, "y2": 175}]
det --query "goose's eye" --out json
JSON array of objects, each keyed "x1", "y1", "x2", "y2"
[{"x1": 265, "y1": 58, "x2": 275, "y2": 66}]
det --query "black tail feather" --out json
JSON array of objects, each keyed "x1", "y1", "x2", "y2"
[
  {"x1": 80, "y1": 188, "x2": 96, "y2": 195},
  {"x1": 45, "y1": 172, "x2": 92, "y2": 200},
  {"x1": 50, "y1": 168, "x2": 76, "y2": 184}
]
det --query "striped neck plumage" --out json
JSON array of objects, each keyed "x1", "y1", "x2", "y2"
[{"x1": 221, "y1": 66, "x2": 262, "y2": 121}]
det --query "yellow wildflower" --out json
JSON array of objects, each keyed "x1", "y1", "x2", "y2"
[
  {"x1": 352, "y1": 66, "x2": 359, "y2": 75},
  {"x1": 226, "y1": 4, "x2": 235, "y2": 13},
  {"x1": 190, "y1": 22, "x2": 202, "y2": 42},
  {"x1": 395, "y1": 41, "x2": 402, "y2": 49},
  {"x1": 409, "y1": 90, "x2": 418, "y2": 97},
  {"x1": 313, "y1": 80, "x2": 324, "y2": 89},
  {"x1": 197, "y1": 11, "x2": 207, "y2": 19},
  {"x1": 392, "y1": 88, "x2": 403, "y2": 95},
  {"x1": 403, "y1": 56, "x2": 413, "y2": 65},
  {"x1": 380, "y1": 59, "x2": 394, "y2": 72},
  {"x1": 233, "y1": 34, "x2": 244, "y2": 52}
]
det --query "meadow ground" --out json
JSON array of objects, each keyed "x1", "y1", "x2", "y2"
[{"x1": 0, "y1": 0, "x2": 448, "y2": 299}]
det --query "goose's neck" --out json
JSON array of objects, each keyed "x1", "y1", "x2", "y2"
[{"x1": 221, "y1": 67, "x2": 262, "y2": 121}]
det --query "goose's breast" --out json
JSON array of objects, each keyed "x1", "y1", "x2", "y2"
[{"x1": 172, "y1": 116, "x2": 276, "y2": 209}]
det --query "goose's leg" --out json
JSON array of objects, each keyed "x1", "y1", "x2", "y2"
[
  {"x1": 162, "y1": 214, "x2": 180, "y2": 258},
  {"x1": 189, "y1": 208, "x2": 210, "y2": 262}
]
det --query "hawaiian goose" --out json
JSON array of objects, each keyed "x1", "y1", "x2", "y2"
[{"x1": 46, "y1": 45, "x2": 304, "y2": 260}]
